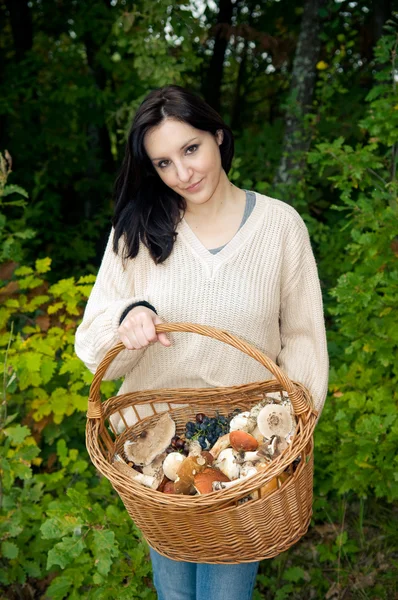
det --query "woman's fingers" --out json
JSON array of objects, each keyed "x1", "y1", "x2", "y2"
[
  {"x1": 118, "y1": 306, "x2": 171, "y2": 349},
  {"x1": 153, "y1": 315, "x2": 172, "y2": 347},
  {"x1": 119, "y1": 330, "x2": 139, "y2": 350}
]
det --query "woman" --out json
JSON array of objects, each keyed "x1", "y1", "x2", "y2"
[{"x1": 75, "y1": 84, "x2": 328, "y2": 600}]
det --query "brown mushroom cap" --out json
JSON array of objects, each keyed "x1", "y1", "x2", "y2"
[
  {"x1": 201, "y1": 451, "x2": 215, "y2": 465},
  {"x1": 230, "y1": 431, "x2": 259, "y2": 452},
  {"x1": 174, "y1": 456, "x2": 207, "y2": 495},
  {"x1": 124, "y1": 413, "x2": 176, "y2": 466},
  {"x1": 194, "y1": 468, "x2": 230, "y2": 494},
  {"x1": 278, "y1": 471, "x2": 290, "y2": 486},
  {"x1": 162, "y1": 481, "x2": 176, "y2": 494},
  {"x1": 260, "y1": 477, "x2": 278, "y2": 496}
]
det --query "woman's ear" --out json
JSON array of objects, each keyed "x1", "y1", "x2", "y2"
[{"x1": 216, "y1": 129, "x2": 224, "y2": 145}]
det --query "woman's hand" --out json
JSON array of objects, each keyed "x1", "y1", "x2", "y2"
[{"x1": 118, "y1": 305, "x2": 171, "y2": 350}]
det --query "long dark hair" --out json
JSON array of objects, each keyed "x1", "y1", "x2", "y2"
[{"x1": 112, "y1": 85, "x2": 234, "y2": 264}]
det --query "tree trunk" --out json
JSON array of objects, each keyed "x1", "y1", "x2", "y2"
[
  {"x1": 5, "y1": 0, "x2": 33, "y2": 61},
  {"x1": 373, "y1": 0, "x2": 392, "y2": 42},
  {"x1": 231, "y1": 37, "x2": 248, "y2": 131},
  {"x1": 274, "y1": 0, "x2": 325, "y2": 194},
  {"x1": 202, "y1": 0, "x2": 233, "y2": 113},
  {"x1": 81, "y1": 28, "x2": 114, "y2": 219}
]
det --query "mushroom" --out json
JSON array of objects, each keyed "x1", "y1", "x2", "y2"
[
  {"x1": 188, "y1": 440, "x2": 202, "y2": 457},
  {"x1": 174, "y1": 456, "x2": 207, "y2": 495},
  {"x1": 194, "y1": 467, "x2": 230, "y2": 494},
  {"x1": 278, "y1": 471, "x2": 290, "y2": 486},
  {"x1": 250, "y1": 426, "x2": 264, "y2": 443},
  {"x1": 239, "y1": 463, "x2": 258, "y2": 478},
  {"x1": 256, "y1": 405, "x2": 295, "y2": 440},
  {"x1": 142, "y1": 452, "x2": 165, "y2": 483},
  {"x1": 241, "y1": 451, "x2": 269, "y2": 464},
  {"x1": 201, "y1": 450, "x2": 215, "y2": 465},
  {"x1": 113, "y1": 456, "x2": 162, "y2": 489},
  {"x1": 163, "y1": 452, "x2": 185, "y2": 481},
  {"x1": 256, "y1": 436, "x2": 290, "y2": 460},
  {"x1": 124, "y1": 413, "x2": 176, "y2": 466},
  {"x1": 212, "y1": 467, "x2": 258, "y2": 491},
  {"x1": 230, "y1": 431, "x2": 258, "y2": 452},
  {"x1": 260, "y1": 477, "x2": 279, "y2": 497},
  {"x1": 249, "y1": 397, "x2": 275, "y2": 421},
  {"x1": 162, "y1": 481, "x2": 176, "y2": 494},
  {"x1": 229, "y1": 411, "x2": 256, "y2": 433},
  {"x1": 209, "y1": 433, "x2": 231, "y2": 459},
  {"x1": 215, "y1": 448, "x2": 240, "y2": 480},
  {"x1": 157, "y1": 476, "x2": 171, "y2": 492},
  {"x1": 269, "y1": 435, "x2": 289, "y2": 457},
  {"x1": 245, "y1": 469, "x2": 279, "y2": 501}
]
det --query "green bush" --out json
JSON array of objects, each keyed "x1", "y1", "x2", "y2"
[
  {"x1": 0, "y1": 261, "x2": 155, "y2": 599},
  {"x1": 309, "y1": 23, "x2": 398, "y2": 503}
]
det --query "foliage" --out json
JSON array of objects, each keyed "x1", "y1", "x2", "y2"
[
  {"x1": 254, "y1": 496, "x2": 397, "y2": 600},
  {"x1": 309, "y1": 23, "x2": 398, "y2": 503},
  {"x1": 0, "y1": 151, "x2": 35, "y2": 264},
  {"x1": 0, "y1": 258, "x2": 154, "y2": 598}
]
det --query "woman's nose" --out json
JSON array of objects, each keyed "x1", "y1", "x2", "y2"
[{"x1": 175, "y1": 162, "x2": 192, "y2": 183}]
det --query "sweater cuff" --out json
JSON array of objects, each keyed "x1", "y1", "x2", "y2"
[{"x1": 119, "y1": 301, "x2": 157, "y2": 325}]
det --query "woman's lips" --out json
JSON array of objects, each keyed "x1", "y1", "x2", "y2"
[{"x1": 185, "y1": 178, "x2": 203, "y2": 192}]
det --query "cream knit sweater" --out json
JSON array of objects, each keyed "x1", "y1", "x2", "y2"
[{"x1": 75, "y1": 192, "x2": 329, "y2": 431}]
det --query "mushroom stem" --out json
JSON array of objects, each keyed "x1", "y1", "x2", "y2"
[
  {"x1": 209, "y1": 433, "x2": 231, "y2": 459},
  {"x1": 113, "y1": 457, "x2": 159, "y2": 489},
  {"x1": 212, "y1": 469, "x2": 258, "y2": 491}
]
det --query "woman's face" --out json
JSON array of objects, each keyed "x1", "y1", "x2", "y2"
[{"x1": 144, "y1": 118, "x2": 224, "y2": 204}]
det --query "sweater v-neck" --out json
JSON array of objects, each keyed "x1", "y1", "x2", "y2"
[{"x1": 177, "y1": 191, "x2": 265, "y2": 276}]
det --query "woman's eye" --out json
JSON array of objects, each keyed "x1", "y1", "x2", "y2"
[
  {"x1": 157, "y1": 160, "x2": 169, "y2": 169},
  {"x1": 186, "y1": 144, "x2": 198, "y2": 154},
  {"x1": 156, "y1": 145, "x2": 198, "y2": 169}
]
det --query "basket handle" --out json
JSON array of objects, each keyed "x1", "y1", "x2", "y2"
[{"x1": 87, "y1": 322, "x2": 314, "y2": 420}]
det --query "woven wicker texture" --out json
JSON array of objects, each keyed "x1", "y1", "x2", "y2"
[{"x1": 86, "y1": 323, "x2": 318, "y2": 563}]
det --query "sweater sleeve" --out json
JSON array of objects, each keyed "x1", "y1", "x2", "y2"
[
  {"x1": 276, "y1": 216, "x2": 329, "y2": 421},
  {"x1": 74, "y1": 228, "x2": 149, "y2": 380}
]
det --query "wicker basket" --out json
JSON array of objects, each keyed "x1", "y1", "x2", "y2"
[{"x1": 86, "y1": 323, "x2": 318, "y2": 564}]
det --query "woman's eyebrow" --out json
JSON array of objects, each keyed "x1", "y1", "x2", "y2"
[{"x1": 150, "y1": 137, "x2": 199, "y2": 162}]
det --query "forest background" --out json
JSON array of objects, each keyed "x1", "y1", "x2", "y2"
[{"x1": 0, "y1": 0, "x2": 397, "y2": 598}]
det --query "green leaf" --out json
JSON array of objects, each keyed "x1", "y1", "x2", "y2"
[
  {"x1": 2, "y1": 184, "x2": 29, "y2": 198},
  {"x1": 283, "y1": 566, "x2": 307, "y2": 583},
  {"x1": 1, "y1": 540, "x2": 19, "y2": 559},
  {"x1": 56, "y1": 439, "x2": 68, "y2": 465},
  {"x1": 35, "y1": 257, "x2": 52, "y2": 273},
  {"x1": 14, "y1": 265, "x2": 33, "y2": 276},
  {"x1": 41, "y1": 515, "x2": 84, "y2": 540},
  {"x1": 47, "y1": 537, "x2": 86, "y2": 570},
  {"x1": 23, "y1": 560, "x2": 42, "y2": 578},
  {"x1": 91, "y1": 529, "x2": 119, "y2": 576},
  {"x1": 4, "y1": 424, "x2": 30, "y2": 444},
  {"x1": 41, "y1": 358, "x2": 57, "y2": 384},
  {"x1": 45, "y1": 575, "x2": 74, "y2": 600}
]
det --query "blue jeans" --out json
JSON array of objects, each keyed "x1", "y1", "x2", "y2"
[{"x1": 149, "y1": 548, "x2": 259, "y2": 600}]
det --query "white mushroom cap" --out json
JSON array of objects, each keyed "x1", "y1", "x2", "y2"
[
  {"x1": 229, "y1": 411, "x2": 256, "y2": 433},
  {"x1": 163, "y1": 452, "x2": 185, "y2": 481},
  {"x1": 240, "y1": 463, "x2": 258, "y2": 478},
  {"x1": 215, "y1": 448, "x2": 240, "y2": 480},
  {"x1": 250, "y1": 426, "x2": 264, "y2": 443},
  {"x1": 257, "y1": 405, "x2": 295, "y2": 439},
  {"x1": 124, "y1": 413, "x2": 176, "y2": 466}
]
